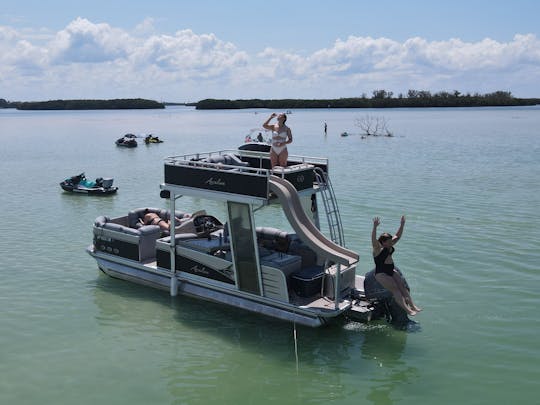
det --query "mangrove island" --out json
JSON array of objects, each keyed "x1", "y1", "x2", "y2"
[
  {"x1": 0, "y1": 98, "x2": 165, "y2": 110},
  {"x1": 195, "y1": 90, "x2": 540, "y2": 110}
]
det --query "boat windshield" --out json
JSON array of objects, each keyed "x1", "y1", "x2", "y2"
[{"x1": 227, "y1": 201, "x2": 261, "y2": 295}]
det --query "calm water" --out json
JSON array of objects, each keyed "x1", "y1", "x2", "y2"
[{"x1": 1, "y1": 106, "x2": 539, "y2": 404}]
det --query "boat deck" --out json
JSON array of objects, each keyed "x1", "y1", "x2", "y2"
[
  {"x1": 162, "y1": 149, "x2": 329, "y2": 203},
  {"x1": 292, "y1": 294, "x2": 351, "y2": 311}
]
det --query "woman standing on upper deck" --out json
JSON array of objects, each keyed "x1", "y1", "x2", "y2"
[{"x1": 263, "y1": 112, "x2": 293, "y2": 168}]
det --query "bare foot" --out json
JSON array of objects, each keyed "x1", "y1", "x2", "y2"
[{"x1": 413, "y1": 306, "x2": 423, "y2": 312}]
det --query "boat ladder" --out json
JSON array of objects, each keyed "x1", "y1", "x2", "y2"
[{"x1": 314, "y1": 167, "x2": 346, "y2": 247}]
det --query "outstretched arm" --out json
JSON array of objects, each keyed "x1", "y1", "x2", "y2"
[
  {"x1": 372, "y1": 217, "x2": 381, "y2": 249},
  {"x1": 393, "y1": 215, "x2": 405, "y2": 244}
]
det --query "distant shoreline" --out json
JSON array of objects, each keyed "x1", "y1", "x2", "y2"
[
  {"x1": 0, "y1": 98, "x2": 165, "y2": 110},
  {"x1": 1, "y1": 91, "x2": 539, "y2": 110},
  {"x1": 194, "y1": 92, "x2": 540, "y2": 110}
]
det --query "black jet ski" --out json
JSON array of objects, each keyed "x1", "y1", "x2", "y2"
[{"x1": 116, "y1": 133, "x2": 138, "y2": 147}]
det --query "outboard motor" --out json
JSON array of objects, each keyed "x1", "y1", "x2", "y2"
[{"x1": 363, "y1": 268, "x2": 411, "y2": 328}]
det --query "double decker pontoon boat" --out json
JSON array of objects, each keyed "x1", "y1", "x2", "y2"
[{"x1": 87, "y1": 149, "x2": 410, "y2": 327}]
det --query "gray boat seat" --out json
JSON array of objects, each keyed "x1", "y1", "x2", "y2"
[
  {"x1": 93, "y1": 215, "x2": 161, "y2": 261},
  {"x1": 256, "y1": 227, "x2": 290, "y2": 253},
  {"x1": 288, "y1": 236, "x2": 318, "y2": 267}
]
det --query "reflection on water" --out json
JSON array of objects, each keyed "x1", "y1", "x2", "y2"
[
  {"x1": 93, "y1": 274, "x2": 417, "y2": 404},
  {"x1": 360, "y1": 325, "x2": 417, "y2": 405}
]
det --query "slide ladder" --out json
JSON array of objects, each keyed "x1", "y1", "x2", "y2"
[{"x1": 314, "y1": 167, "x2": 345, "y2": 247}]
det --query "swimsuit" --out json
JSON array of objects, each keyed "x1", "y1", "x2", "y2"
[
  {"x1": 374, "y1": 247, "x2": 395, "y2": 276},
  {"x1": 152, "y1": 217, "x2": 165, "y2": 226},
  {"x1": 271, "y1": 130, "x2": 288, "y2": 154}
]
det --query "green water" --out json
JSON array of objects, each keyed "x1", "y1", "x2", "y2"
[{"x1": 0, "y1": 106, "x2": 539, "y2": 404}]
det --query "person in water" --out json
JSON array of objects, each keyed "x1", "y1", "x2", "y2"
[
  {"x1": 372, "y1": 216, "x2": 422, "y2": 316},
  {"x1": 263, "y1": 112, "x2": 293, "y2": 168}
]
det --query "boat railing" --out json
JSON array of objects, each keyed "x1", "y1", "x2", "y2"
[
  {"x1": 163, "y1": 150, "x2": 328, "y2": 202},
  {"x1": 164, "y1": 150, "x2": 263, "y2": 176},
  {"x1": 234, "y1": 149, "x2": 329, "y2": 167},
  {"x1": 165, "y1": 149, "x2": 329, "y2": 174}
]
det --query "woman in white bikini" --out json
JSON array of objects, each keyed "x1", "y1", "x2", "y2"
[{"x1": 262, "y1": 112, "x2": 293, "y2": 168}]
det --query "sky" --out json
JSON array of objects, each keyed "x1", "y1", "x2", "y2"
[{"x1": 1, "y1": 0, "x2": 540, "y2": 102}]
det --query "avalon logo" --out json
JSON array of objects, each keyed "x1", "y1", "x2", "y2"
[
  {"x1": 190, "y1": 265, "x2": 210, "y2": 276},
  {"x1": 205, "y1": 177, "x2": 226, "y2": 187}
]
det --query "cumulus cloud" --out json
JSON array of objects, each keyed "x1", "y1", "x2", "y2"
[
  {"x1": 1, "y1": 18, "x2": 539, "y2": 101},
  {"x1": 49, "y1": 17, "x2": 133, "y2": 64},
  {"x1": 132, "y1": 29, "x2": 248, "y2": 78}
]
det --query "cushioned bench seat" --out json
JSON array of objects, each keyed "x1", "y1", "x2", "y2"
[{"x1": 93, "y1": 215, "x2": 161, "y2": 261}]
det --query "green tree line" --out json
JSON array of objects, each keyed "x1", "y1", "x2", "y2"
[
  {"x1": 195, "y1": 90, "x2": 540, "y2": 109},
  {"x1": 0, "y1": 98, "x2": 164, "y2": 110},
  {"x1": 2, "y1": 91, "x2": 539, "y2": 110}
]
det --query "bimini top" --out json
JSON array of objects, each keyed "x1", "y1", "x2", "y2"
[{"x1": 162, "y1": 149, "x2": 328, "y2": 204}]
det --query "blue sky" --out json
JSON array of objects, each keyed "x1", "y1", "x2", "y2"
[{"x1": 1, "y1": 0, "x2": 540, "y2": 101}]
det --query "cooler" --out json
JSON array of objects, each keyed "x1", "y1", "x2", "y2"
[{"x1": 292, "y1": 266, "x2": 325, "y2": 297}]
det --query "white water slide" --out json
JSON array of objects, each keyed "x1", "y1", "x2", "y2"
[{"x1": 268, "y1": 175, "x2": 359, "y2": 267}]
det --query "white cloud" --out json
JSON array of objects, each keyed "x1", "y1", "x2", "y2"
[
  {"x1": 132, "y1": 29, "x2": 248, "y2": 78},
  {"x1": 1, "y1": 18, "x2": 539, "y2": 101},
  {"x1": 133, "y1": 17, "x2": 157, "y2": 36},
  {"x1": 48, "y1": 17, "x2": 133, "y2": 64}
]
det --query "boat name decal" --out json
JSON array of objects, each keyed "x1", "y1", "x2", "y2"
[
  {"x1": 205, "y1": 177, "x2": 226, "y2": 187},
  {"x1": 190, "y1": 265, "x2": 210, "y2": 276}
]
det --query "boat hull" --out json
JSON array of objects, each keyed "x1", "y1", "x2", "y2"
[
  {"x1": 60, "y1": 182, "x2": 118, "y2": 195},
  {"x1": 88, "y1": 247, "x2": 329, "y2": 327},
  {"x1": 115, "y1": 141, "x2": 137, "y2": 147}
]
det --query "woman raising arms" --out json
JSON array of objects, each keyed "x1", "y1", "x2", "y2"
[{"x1": 372, "y1": 216, "x2": 422, "y2": 316}]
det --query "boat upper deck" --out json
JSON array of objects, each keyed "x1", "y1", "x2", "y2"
[{"x1": 163, "y1": 149, "x2": 329, "y2": 203}]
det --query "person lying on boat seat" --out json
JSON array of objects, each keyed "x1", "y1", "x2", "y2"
[
  {"x1": 139, "y1": 212, "x2": 190, "y2": 232},
  {"x1": 139, "y1": 212, "x2": 168, "y2": 231},
  {"x1": 204, "y1": 153, "x2": 249, "y2": 167},
  {"x1": 129, "y1": 207, "x2": 191, "y2": 230}
]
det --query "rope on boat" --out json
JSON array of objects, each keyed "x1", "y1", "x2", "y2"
[
  {"x1": 293, "y1": 310, "x2": 299, "y2": 374},
  {"x1": 294, "y1": 323, "x2": 299, "y2": 374}
]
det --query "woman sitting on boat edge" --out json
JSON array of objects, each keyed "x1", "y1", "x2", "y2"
[{"x1": 372, "y1": 215, "x2": 422, "y2": 316}]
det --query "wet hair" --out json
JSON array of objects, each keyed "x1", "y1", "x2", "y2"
[
  {"x1": 378, "y1": 233, "x2": 393, "y2": 243},
  {"x1": 279, "y1": 113, "x2": 287, "y2": 123}
]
